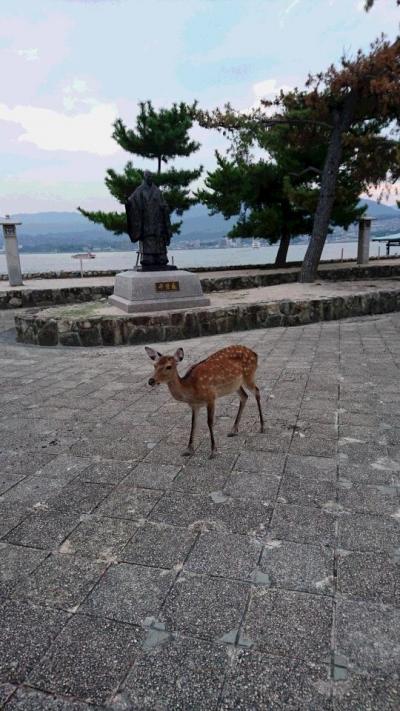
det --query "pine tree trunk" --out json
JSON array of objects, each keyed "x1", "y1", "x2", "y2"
[
  {"x1": 299, "y1": 95, "x2": 356, "y2": 283},
  {"x1": 157, "y1": 156, "x2": 162, "y2": 175},
  {"x1": 275, "y1": 232, "x2": 290, "y2": 267}
]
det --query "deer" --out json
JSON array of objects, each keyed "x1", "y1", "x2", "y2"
[{"x1": 145, "y1": 344, "x2": 264, "y2": 458}]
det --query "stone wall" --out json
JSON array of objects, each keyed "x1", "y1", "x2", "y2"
[
  {"x1": 2, "y1": 261, "x2": 400, "y2": 310},
  {"x1": 15, "y1": 288, "x2": 400, "y2": 347},
  {"x1": 0, "y1": 285, "x2": 113, "y2": 310}
]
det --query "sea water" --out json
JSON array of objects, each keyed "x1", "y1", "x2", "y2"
[{"x1": 0, "y1": 240, "x2": 398, "y2": 275}]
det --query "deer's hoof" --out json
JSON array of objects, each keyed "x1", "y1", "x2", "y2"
[
  {"x1": 209, "y1": 451, "x2": 217, "y2": 459},
  {"x1": 227, "y1": 431, "x2": 238, "y2": 438},
  {"x1": 260, "y1": 426, "x2": 265, "y2": 434},
  {"x1": 182, "y1": 448, "x2": 194, "y2": 457}
]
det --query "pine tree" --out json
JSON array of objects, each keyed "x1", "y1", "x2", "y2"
[
  {"x1": 197, "y1": 36, "x2": 400, "y2": 281},
  {"x1": 78, "y1": 101, "x2": 202, "y2": 237},
  {"x1": 197, "y1": 90, "x2": 364, "y2": 268}
]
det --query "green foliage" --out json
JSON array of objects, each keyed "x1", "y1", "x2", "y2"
[{"x1": 79, "y1": 101, "x2": 202, "y2": 236}]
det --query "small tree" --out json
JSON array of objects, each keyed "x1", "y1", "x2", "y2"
[{"x1": 79, "y1": 101, "x2": 202, "y2": 237}]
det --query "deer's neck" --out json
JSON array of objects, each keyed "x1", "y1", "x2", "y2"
[{"x1": 167, "y1": 371, "x2": 193, "y2": 403}]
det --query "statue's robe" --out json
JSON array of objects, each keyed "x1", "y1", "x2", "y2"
[{"x1": 125, "y1": 181, "x2": 172, "y2": 268}]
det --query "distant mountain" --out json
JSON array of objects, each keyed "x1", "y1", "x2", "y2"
[
  {"x1": 358, "y1": 198, "x2": 399, "y2": 219},
  {"x1": 2, "y1": 199, "x2": 398, "y2": 252}
]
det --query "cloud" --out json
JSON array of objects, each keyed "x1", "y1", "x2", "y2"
[
  {"x1": 16, "y1": 48, "x2": 39, "y2": 62},
  {"x1": 247, "y1": 78, "x2": 293, "y2": 111},
  {"x1": 0, "y1": 101, "x2": 119, "y2": 155}
]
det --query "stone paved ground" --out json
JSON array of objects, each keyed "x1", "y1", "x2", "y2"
[{"x1": 0, "y1": 309, "x2": 399, "y2": 709}]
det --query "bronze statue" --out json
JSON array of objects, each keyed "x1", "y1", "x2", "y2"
[{"x1": 125, "y1": 171, "x2": 174, "y2": 271}]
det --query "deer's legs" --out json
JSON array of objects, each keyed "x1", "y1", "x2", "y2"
[
  {"x1": 207, "y1": 401, "x2": 217, "y2": 458},
  {"x1": 182, "y1": 407, "x2": 198, "y2": 457},
  {"x1": 245, "y1": 381, "x2": 265, "y2": 433},
  {"x1": 228, "y1": 387, "x2": 248, "y2": 437}
]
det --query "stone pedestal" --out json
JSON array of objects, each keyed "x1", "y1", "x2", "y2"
[{"x1": 108, "y1": 269, "x2": 210, "y2": 313}]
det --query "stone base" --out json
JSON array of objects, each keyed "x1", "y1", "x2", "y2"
[{"x1": 108, "y1": 269, "x2": 210, "y2": 313}]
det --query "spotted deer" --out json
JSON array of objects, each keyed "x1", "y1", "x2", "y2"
[{"x1": 145, "y1": 344, "x2": 264, "y2": 458}]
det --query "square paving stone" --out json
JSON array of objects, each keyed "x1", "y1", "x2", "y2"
[
  {"x1": 60, "y1": 516, "x2": 138, "y2": 561},
  {"x1": 0, "y1": 503, "x2": 31, "y2": 539},
  {"x1": 332, "y1": 670, "x2": 400, "y2": 710},
  {"x1": 149, "y1": 492, "x2": 219, "y2": 528},
  {"x1": 122, "y1": 522, "x2": 196, "y2": 569},
  {"x1": 338, "y1": 442, "x2": 388, "y2": 466},
  {"x1": 6, "y1": 511, "x2": 80, "y2": 550},
  {"x1": 260, "y1": 540, "x2": 334, "y2": 595},
  {"x1": 216, "y1": 498, "x2": 273, "y2": 537},
  {"x1": 0, "y1": 451, "x2": 55, "y2": 489},
  {"x1": 270, "y1": 504, "x2": 336, "y2": 546},
  {"x1": 4, "y1": 687, "x2": 95, "y2": 710},
  {"x1": 162, "y1": 573, "x2": 249, "y2": 640},
  {"x1": 28, "y1": 613, "x2": 143, "y2": 704},
  {"x1": 76, "y1": 458, "x2": 135, "y2": 485},
  {"x1": 244, "y1": 428, "x2": 293, "y2": 454},
  {"x1": 243, "y1": 588, "x2": 333, "y2": 662},
  {"x1": 221, "y1": 650, "x2": 332, "y2": 710},
  {"x1": 126, "y1": 462, "x2": 182, "y2": 489},
  {"x1": 290, "y1": 435, "x2": 337, "y2": 458},
  {"x1": 335, "y1": 599, "x2": 400, "y2": 674},
  {"x1": 171, "y1": 463, "x2": 230, "y2": 494},
  {"x1": 0, "y1": 475, "x2": 80, "y2": 508},
  {"x1": 81, "y1": 562, "x2": 175, "y2": 625},
  {"x1": 337, "y1": 482, "x2": 400, "y2": 516},
  {"x1": 70, "y1": 437, "x2": 149, "y2": 462},
  {"x1": 185, "y1": 531, "x2": 262, "y2": 580},
  {"x1": 337, "y1": 550, "x2": 400, "y2": 605},
  {"x1": 0, "y1": 542, "x2": 47, "y2": 597},
  {"x1": 223, "y1": 470, "x2": 281, "y2": 502},
  {"x1": 339, "y1": 461, "x2": 400, "y2": 487},
  {"x1": 12, "y1": 553, "x2": 106, "y2": 610},
  {"x1": 279, "y1": 474, "x2": 337, "y2": 508},
  {"x1": 45, "y1": 482, "x2": 113, "y2": 515},
  {"x1": 338, "y1": 513, "x2": 400, "y2": 554},
  {"x1": 0, "y1": 598, "x2": 67, "y2": 683},
  {"x1": 117, "y1": 635, "x2": 229, "y2": 710},
  {"x1": 285, "y1": 455, "x2": 337, "y2": 482},
  {"x1": 0, "y1": 684, "x2": 15, "y2": 708},
  {"x1": 234, "y1": 451, "x2": 286, "y2": 476},
  {"x1": 96, "y1": 486, "x2": 163, "y2": 520}
]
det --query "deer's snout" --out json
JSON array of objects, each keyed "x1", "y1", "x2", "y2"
[{"x1": 148, "y1": 377, "x2": 156, "y2": 387}]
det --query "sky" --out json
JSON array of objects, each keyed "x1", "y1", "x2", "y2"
[{"x1": 0, "y1": 0, "x2": 399, "y2": 214}]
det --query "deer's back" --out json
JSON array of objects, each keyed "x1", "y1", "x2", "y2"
[{"x1": 183, "y1": 345, "x2": 258, "y2": 400}]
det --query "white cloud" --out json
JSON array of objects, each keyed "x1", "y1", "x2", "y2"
[
  {"x1": 0, "y1": 101, "x2": 119, "y2": 155},
  {"x1": 247, "y1": 78, "x2": 293, "y2": 111},
  {"x1": 16, "y1": 48, "x2": 39, "y2": 62}
]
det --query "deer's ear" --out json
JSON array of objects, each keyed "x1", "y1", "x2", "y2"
[
  {"x1": 145, "y1": 347, "x2": 162, "y2": 361},
  {"x1": 174, "y1": 348, "x2": 184, "y2": 362}
]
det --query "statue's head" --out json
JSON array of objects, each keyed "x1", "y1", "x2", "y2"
[{"x1": 143, "y1": 170, "x2": 153, "y2": 186}]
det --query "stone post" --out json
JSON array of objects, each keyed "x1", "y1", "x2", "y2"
[
  {"x1": 0, "y1": 215, "x2": 23, "y2": 286},
  {"x1": 357, "y1": 217, "x2": 373, "y2": 266}
]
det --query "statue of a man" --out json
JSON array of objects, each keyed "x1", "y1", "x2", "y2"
[{"x1": 125, "y1": 170, "x2": 173, "y2": 271}]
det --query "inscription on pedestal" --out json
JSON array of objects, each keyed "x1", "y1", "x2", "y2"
[{"x1": 155, "y1": 281, "x2": 180, "y2": 292}]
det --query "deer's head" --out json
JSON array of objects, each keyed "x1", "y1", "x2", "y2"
[{"x1": 145, "y1": 347, "x2": 184, "y2": 386}]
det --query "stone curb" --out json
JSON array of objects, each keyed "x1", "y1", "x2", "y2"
[
  {"x1": 2, "y1": 262, "x2": 400, "y2": 310},
  {"x1": 15, "y1": 288, "x2": 400, "y2": 347}
]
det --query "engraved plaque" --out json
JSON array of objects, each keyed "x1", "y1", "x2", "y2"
[{"x1": 155, "y1": 281, "x2": 180, "y2": 292}]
